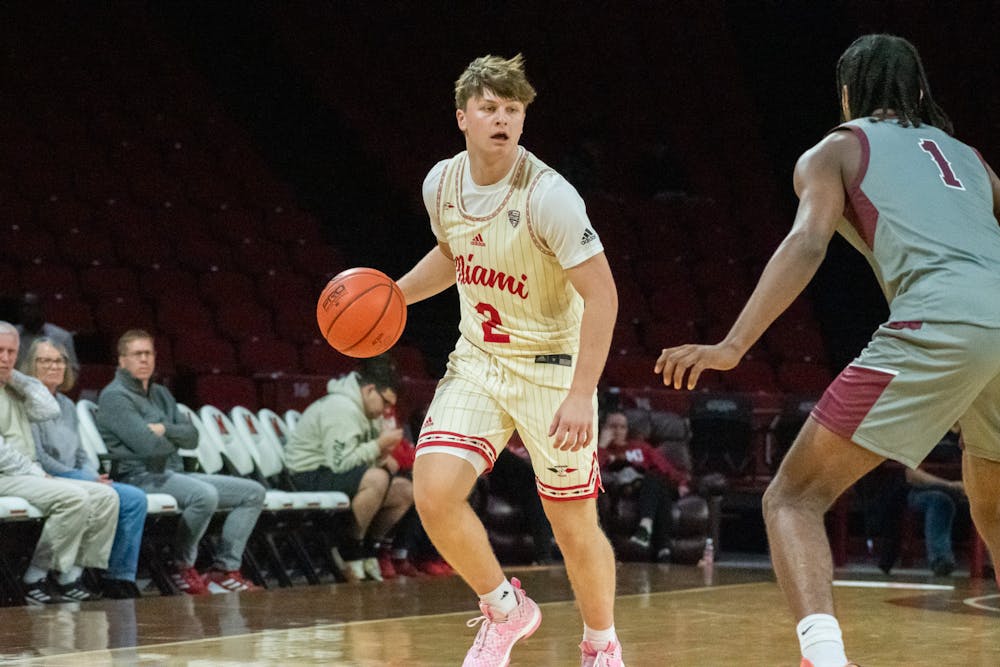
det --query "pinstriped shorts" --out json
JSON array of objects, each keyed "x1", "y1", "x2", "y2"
[
  {"x1": 812, "y1": 322, "x2": 1000, "y2": 467},
  {"x1": 416, "y1": 336, "x2": 601, "y2": 501}
]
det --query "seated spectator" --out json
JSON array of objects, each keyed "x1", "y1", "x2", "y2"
[
  {"x1": 0, "y1": 321, "x2": 119, "y2": 604},
  {"x1": 15, "y1": 293, "x2": 79, "y2": 374},
  {"x1": 375, "y1": 406, "x2": 455, "y2": 578},
  {"x1": 905, "y1": 464, "x2": 965, "y2": 576},
  {"x1": 96, "y1": 329, "x2": 265, "y2": 595},
  {"x1": 21, "y1": 337, "x2": 149, "y2": 599},
  {"x1": 285, "y1": 354, "x2": 414, "y2": 582},
  {"x1": 598, "y1": 409, "x2": 690, "y2": 562}
]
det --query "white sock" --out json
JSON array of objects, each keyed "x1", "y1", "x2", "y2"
[
  {"x1": 583, "y1": 623, "x2": 617, "y2": 646},
  {"x1": 23, "y1": 565, "x2": 48, "y2": 584},
  {"x1": 57, "y1": 566, "x2": 83, "y2": 585},
  {"x1": 797, "y1": 613, "x2": 847, "y2": 667},
  {"x1": 479, "y1": 579, "x2": 517, "y2": 616}
]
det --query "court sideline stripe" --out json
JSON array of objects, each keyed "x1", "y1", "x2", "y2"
[{"x1": 11, "y1": 582, "x2": 777, "y2": 663}]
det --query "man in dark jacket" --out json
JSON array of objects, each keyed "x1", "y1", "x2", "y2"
[{"x1": 97, "y1": 329, "x2": 265, "y2": 594}]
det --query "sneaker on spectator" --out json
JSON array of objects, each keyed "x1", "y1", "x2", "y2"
[
  {"x1": 57, "y1": 579, "x2": 101, "y2": 602},
  {"x1": 418, "y1": 558, "x2": 453, "y2": 577},
  {"x1": 628, "y1": 526, "x2": 651, "y2": 550},
  {"x1": 170, "y1": 565, "x2": 209, "y2": 596},
  {"x1": 581, "y1": 639, "x2": 625, "y2": 666},
  {"x1": 392, "y1": 558, "x2": 423, "y2": 577},
  {"x1": 342, "y1": 559, "x2": 365, "y2": 583},
  {"x1": 463, "y1": 578, "x2": 541, "y2": 666},
  {"x1": 377, "y1": 551, "x2": 398, "y2": 579},
  {"x1": 205, "y1": 569, "x2": 261, "y2": 593},
  {"x1": 24, "y1": 578, "x2": 64, "y2": 605},
  {"x1": 362, "y1": 557, "x2": 384, "y2": 582}
]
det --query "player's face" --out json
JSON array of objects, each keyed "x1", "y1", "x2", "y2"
[
  {"x1": 457, "y1": 91, "x2": 525, "y2": 159},
  {"x1": 0, "y1": 332, "x2": 18, "y2": 385},
  {"x1": 119, "y1": 338, "x2": 156, "y2": 384}
]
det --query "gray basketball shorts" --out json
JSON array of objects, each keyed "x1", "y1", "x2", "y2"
[{"x1": 811, "y1": 321, "x2": 1000, "y2": 467}]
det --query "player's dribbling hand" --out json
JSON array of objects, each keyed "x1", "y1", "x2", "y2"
[
  {"x1": 549, "y1": 393, "x2": 593, "y2": 452},
  {"x1": 654, "y1": 343, "x2": 741, "y2": 390}
]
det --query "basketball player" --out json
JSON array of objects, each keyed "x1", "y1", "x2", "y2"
[
  {"x1": 655, "y1": 34, "x2": 1000, "y2": 667},
  {"x1": 396, "y1": 54, "x2": 623, "y2": 666}
]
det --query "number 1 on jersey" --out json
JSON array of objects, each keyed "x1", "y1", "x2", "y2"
[
  {"x1": 919, "y1": 139, "x2": 965, "y2": 190},
  {"x1": 475, "y1": 302, "x2": 510, "y2": 343}
]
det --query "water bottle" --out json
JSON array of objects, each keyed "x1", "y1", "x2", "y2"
[
  {"x1": 701, "y1": 538, "x2": 715, "y2": 567},
  {"x1": 700, "y1": 537, "x2": 715, "y2": 585}
]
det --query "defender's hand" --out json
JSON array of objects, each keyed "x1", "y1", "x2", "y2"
[{"x1": 655, "y1": 343, "x2": 742, "y2": 390}]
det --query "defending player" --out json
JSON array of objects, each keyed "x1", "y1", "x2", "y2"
[
  {"x1": 396, "y1": 54, "x2": 623, "y2": 666},
  {"x1": 655, "y1": 34, "x2": 1000, "y2": 667}
]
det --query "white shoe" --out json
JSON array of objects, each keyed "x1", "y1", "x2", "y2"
[
  {"x1": 363, "y1": 557, "x2": 384, "y2": 582},
  {"x1": 342, "y1": 559, "x2": 365, "y2": 583}
]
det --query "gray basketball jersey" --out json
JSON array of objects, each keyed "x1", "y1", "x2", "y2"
[{"x1": 833, "y1": 118, "x2": 1000, "y2": 326}]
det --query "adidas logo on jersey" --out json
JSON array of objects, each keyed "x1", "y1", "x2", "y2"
[
  {"x1": 471, "y1": 233, "x2": 486, "y2": 246},
  {"x1": 580, "y1": 228, "x2": 597, "y2": 245},
  {"x1": 422, "y1": 415, "x2": 434, "y2": 428}
]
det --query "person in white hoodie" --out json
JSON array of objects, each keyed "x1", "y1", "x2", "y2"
[{"x1": 285, "y1": 355, "x2": 414, "y2": 581}]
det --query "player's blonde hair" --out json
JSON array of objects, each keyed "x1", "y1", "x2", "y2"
[{"x1": 454, "y1": 53, "x2": 537, "y2": 110}]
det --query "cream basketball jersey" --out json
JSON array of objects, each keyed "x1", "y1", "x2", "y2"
[{"x1": 423, "y1": 147, "x2": 604, "y2": 356}]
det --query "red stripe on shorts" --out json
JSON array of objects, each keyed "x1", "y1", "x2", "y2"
[
  {"x1": 811, "y1": 364, "x2": 895, "y2": 440},
  {"x1": 416, "y1": 431, "x2": 497, "y2": 471},
  {"x1": 535, "y1": 452, "x2": 603, "y2": 501}
]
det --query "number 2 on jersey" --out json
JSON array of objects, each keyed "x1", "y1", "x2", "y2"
[
  {"x1": 919, "y1": 139, "x2": 965, "y2": 190},
  {"x1": 475, "y1": 302, "x2": 510, "y2": 343}
]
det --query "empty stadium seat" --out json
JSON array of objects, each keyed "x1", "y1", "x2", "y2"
[{"x1": 193, "y1": 374, "x2": 258, "y2": 411}]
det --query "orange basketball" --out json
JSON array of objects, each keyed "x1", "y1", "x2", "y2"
[{"x1": 316, "y1": 267, "x2": 407, "y2": 358}]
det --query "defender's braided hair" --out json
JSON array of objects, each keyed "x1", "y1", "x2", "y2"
[{"x1": 836, "y1": 34, "x2": 953, "y2": 135}]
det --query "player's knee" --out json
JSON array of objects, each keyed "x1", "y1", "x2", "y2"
[
  {"x1": 413, "y1": 482, "x2": 454, "y2": 524},
  {"x1": 762, "y1": 478, "x2": 825, "y2": 522}
]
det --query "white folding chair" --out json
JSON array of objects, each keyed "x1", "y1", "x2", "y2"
[
  {"x1": 76, "y1": 399, "x2": 177, "y2": 514},
  {"x1": 257, "y1": 408, "x2": 290, "y2": 447},
  {"x1": 283, "y1": 409, "x2": 302, "y2": 433},
  {"x1": 231, "y1": 406, "x2": 348, "y2": 511},
  {"x1": 198, "y1": 405, "x2": 295, "y2": 511}
]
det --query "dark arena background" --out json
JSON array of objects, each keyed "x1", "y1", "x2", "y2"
[{"x1": 1, "y1": 2, "x2": 999, "y2": 665}]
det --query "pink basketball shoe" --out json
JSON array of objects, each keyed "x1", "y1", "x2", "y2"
[
  {"x1": 462, "y1": 578, "x2": 541, "y2": 666},
  {"x1": 581, "y1": 639, "x2": 625, "y2": 666}
]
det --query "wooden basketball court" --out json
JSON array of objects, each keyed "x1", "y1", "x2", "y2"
[{"x1": 1, "y1": 563, "x2": 998, "y2": 665}]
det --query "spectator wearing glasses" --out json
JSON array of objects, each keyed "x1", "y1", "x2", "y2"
[
  {"x1": 21, "y1": 337, "x2": 149, "y2": 599},
  {"x1": 286, "y1": 354, "x2": 414, "y2": 582},
  {"x1": 96, "y1": 330, "x2": 265, "y2": 595}
]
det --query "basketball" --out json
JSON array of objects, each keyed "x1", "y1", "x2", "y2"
[{"x1": 316, "y1": 267, "x2": 407, "y2": 358}]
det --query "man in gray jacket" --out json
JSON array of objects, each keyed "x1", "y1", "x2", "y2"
[
  {"x1": 97, "y1": 329, "x2": 265, "y2": 595},
  {"x1": 0, "y1": 321, "x2": 118, "y2": 604}
]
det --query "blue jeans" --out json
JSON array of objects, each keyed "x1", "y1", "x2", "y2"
[
  {"x1": 124, "y1": 471, "x2": 265, "y2": 571},
  {"x1": 56, "y1": 470, "x2": 148, "y2": 581},
  {"x1": 907, "y1": 487, "x2": 956, "y2": 565}
]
